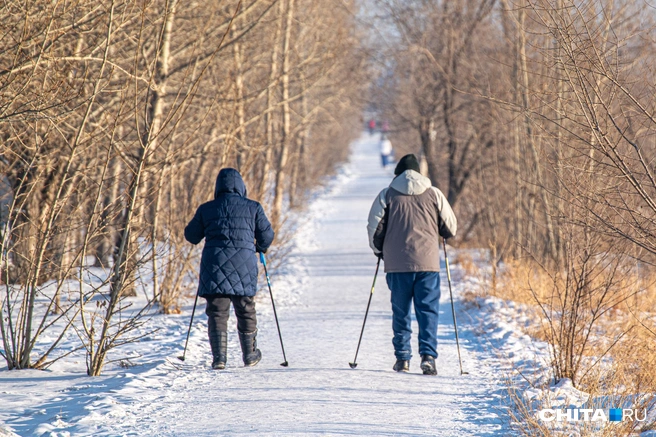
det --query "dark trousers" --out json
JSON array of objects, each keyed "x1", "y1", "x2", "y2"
[
  {"x1": 386, "y1": 272, "x2": 441, "y2": 360},
  {"x1": 204, "y1": 295, "x2": 257, "y2": 334}
]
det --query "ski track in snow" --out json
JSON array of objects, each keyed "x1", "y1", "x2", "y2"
[{"x1": 0, "y1": 134, "x2": 512, "y2": 436}]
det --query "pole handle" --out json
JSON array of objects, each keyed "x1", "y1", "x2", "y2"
[{"x1": 259, "y1": 252, "x2": 266, "y2": 266}]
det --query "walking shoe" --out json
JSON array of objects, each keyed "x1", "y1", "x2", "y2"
[
  {"x1": 209, "y1": 330, "x2": 227, "y2": 370},
  {"x1": 393, "y1": 359, "x2": 410, "y2": 373},
  {"x1": 420, "y1": 355, "x2": 437, "y2": 375},
  {"x1": 238, "y1": 330, "x2": 262, "y2": 367}
]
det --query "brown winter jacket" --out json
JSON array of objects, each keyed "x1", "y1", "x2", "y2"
[{"x1": 366, "y1": 170, "x2": 457, "y2": 273}]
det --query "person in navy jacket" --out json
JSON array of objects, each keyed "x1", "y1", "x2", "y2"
[{"x1": 185, "y1": 168, "x2": 274, "y2": 369}]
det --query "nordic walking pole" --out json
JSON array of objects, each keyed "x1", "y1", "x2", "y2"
[
  {"x1": 349, "y1": 257, "x2": 381, "y2": 369},
  {"x1": 443, "y1": 237, "x2": 467, "y2": 375},
  {"x1": 178, "y1": 292, "x2": 200, "y2": 361},
  {"x1": 259, "y1": 253, "x2": 289, "y2": 367}
]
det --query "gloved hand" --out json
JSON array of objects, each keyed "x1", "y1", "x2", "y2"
[
  {"x1": 375, "y1": 251, "x2": 383, "y2": 260},
  {"x1": 256, "y1": 245, "x2": 267, "y2": 254}
]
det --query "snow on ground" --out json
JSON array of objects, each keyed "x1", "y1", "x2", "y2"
[{"x1": 0, "y1": 133, "x2": 529, "y2": 436}]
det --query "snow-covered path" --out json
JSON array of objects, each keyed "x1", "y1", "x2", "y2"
[
  {"x1": 1, "y1": 134, "x2": 510, "y2": 436},
  {"x1": 101, "y1": 134, "x2": 508, "y2": 436}
]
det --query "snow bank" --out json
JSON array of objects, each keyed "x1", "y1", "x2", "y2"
[{"x1": 456, "y1": 253, "x2": 656, "y2": 435}]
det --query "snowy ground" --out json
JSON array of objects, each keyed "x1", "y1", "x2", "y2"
[{"x1": 0, "y1": 133, "x2": 521, "y2": 436}]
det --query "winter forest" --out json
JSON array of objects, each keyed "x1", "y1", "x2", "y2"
[{"x1": 2, "y1": 0, "x2": 656, "y2": 436}]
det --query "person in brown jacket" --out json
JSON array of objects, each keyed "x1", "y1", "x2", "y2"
[{"x1": 367, "y1": 154, "x2": 457, "y2": 375}]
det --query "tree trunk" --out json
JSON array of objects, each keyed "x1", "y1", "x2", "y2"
[
  {"x1": 148, "y1": 0, "x2": 177, "y2": 303},
  {"x1": 258, "y1": 0, "x2": 285, "y2": 202},
  {"x1": 518, "y1": 3, "x2": 558, "y2": 261},
  {"x1": 272, "y1": 0, "x2": 295, "y2": 227}
]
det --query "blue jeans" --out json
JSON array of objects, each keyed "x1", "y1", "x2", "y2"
[{"x1": 386, "y1": 272, "x2": 441, "y2": 360}]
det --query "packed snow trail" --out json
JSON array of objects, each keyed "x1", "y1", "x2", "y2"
[
  {"x1": 102, "y1": 134, "x2": 508, "y2": 436},
  {"x1": 0, "y1": 133, "x2": 510, "y2": 436}
]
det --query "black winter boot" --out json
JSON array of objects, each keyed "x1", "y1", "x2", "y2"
[
  {"x1": 238, "y1": 330, "x2": 262, "y2": 367},
  {"x1": 393, "y1": 359, "x2": 410, "y2": 373},
  {"x1": 209, "y1": 330, "x2": 227, "y2": 370},
  {"x1": 420, "y1": 355, "x2": 437, "y2": 375}
]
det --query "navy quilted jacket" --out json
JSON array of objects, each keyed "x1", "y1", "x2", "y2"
[{"x1": 184, "y1": 169, "x2": 274, "y2": 297}]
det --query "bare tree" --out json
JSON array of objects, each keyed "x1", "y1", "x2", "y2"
[{"x1": 0, "y1": 0, "x2": 366, "y2": 373}]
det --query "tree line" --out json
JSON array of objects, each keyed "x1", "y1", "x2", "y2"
[
  {"x1": 0, "y1": 0, "x2": 365, "y2": 375},
  {"x1": 371, "y1": 0, "x2": 656, "y2": 394}
]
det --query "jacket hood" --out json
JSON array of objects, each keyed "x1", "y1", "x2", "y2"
[
  {"x1": 215, "y1": 168, "x2": 247, "y2": 198},
  {"x1": 389, "y1": 170, "x2": 431, "y2": 195}
]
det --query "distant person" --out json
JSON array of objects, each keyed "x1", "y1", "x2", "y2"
[
  {"x1": 185, "y1": 168, "x2": 274, "y2": 370},
  {"x1": 368, "y1": 119, "x2": 376, "y2": 135},
  {"x1": 367, "y1": 154, "x2": 457, "y2": 375},
  {"x1": 382, "y1": 120, "x2": 390, "y2": 134},
  {"x1": 380, "y1": 135, "x2": 394, "y2": 168}
]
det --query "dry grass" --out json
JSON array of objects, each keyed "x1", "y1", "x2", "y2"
[
  {"x1": 452, "y1": 250, "x2": 480, "y2": 278},
  {"x1": 470, "y1": 255, "x2": 656, "y2": 436}
]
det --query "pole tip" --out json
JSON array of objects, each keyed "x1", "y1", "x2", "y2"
[
  {"x1": 177, "y1": 356, "x2": 186, "y2": 361},
  {"x1": 349, "y1": 362, "x2": 357, "y2": 369},
  {"x1": 280, "y1": 361, "x2": 289, "y2": 367}
]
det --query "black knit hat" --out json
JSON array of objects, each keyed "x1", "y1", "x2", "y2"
[{"x1": 394, "y1": 154, "x2": 421, "y2": 176}]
